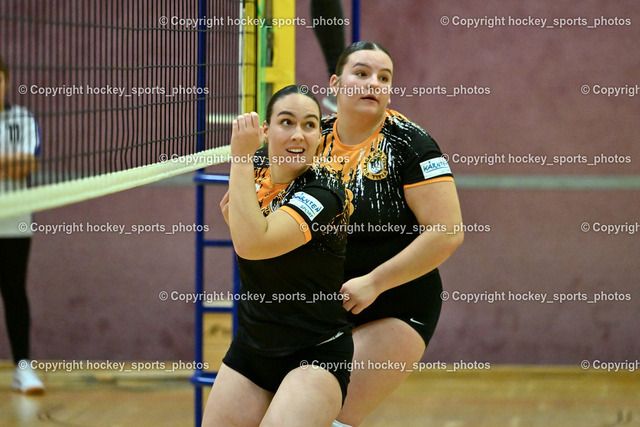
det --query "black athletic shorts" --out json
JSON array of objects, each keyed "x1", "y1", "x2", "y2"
[
  {"x1": 346, "y1": 269, "x2": 443, "y2": 347},
  {"x1": 222, "y1": 331, "x2": 353, "y2": 405}
]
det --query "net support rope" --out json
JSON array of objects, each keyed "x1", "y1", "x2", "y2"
[{"x1": 0, "y1": 145, "x2": 230, "y2": 219}]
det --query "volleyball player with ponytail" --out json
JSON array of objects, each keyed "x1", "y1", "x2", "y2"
[{"x1": 318, "y1": 42, "x2": 464, "y2": 426}]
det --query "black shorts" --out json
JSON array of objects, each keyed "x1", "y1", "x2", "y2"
[
  {"x1": 222, "y1": 331, "x2": 353, "y2": 405},
  {"x1": 346, "y1": 269, "x2": 442, "y2": 347}
]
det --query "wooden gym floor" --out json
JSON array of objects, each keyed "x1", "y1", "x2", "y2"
[{"x1": 0, "y1": 362, "x2": 637, "y2": 426}]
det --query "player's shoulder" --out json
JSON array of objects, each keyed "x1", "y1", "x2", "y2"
[
  {"x1": 3, "y1": 104, "x2": 36, "y2": 121},
  {"x1": 383, "y1": 109, "x2": 440, "y2": 150},
  {"x1": 295, "y1": 165, "x2": 347, "y2": 203},
  {"x1": 253, "y1": 145, "x2": 270, "y2": 169},
  {"x1": 5, "y1": 104, "x2": 33, "y2": 115},
  {"x1": 321, "y1": 113, "x2": 337, "y2": 134},
  {"x1": 384, "y1": 109, "x2": 431, "y2": 137},
  {"x1": 304, "y1": 164, "x2": 345, "y2": 189}
]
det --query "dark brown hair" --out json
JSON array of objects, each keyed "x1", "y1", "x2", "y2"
[
  {"x1": 334, "y1": 41, "x2": 391, "y2": 76},
  {"x1": 265, "y1": 85, "x2": 321, "y2": 124}
]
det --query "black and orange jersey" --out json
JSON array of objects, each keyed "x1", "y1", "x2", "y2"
[
  {"x1": 235, "y1": 159, "x2": 352, "y2": 356},
  {"x1": 317, "y1": 109, "x2": 454, "y2": 279}
]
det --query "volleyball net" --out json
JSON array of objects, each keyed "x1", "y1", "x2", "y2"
[{"x1": 0, "y1": 0, "x2": 260, "y2": 219}]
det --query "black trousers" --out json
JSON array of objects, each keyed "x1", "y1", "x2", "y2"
[{"x1": 0, "y1": 238, "x2": 32, "y2": 364}]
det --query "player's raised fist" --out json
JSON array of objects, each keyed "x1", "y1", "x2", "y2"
[{"x1": 231, "y1": 112, "x2": 264, "y2": 158}]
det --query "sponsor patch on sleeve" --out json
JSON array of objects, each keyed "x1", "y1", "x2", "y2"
[
  {"x1": 289, "y1": 191, "x2": 324, "y2": 221},
  {"x1": 420, "y1": 157, "x2": 451, "y2": 180}
]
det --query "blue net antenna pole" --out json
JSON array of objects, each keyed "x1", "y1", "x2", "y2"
[
  {"x1": 352, "y1": 0, "x2": 360, "y2": 42},
  {"x1": 193, "y1": 0, "x2": 208, "y2": 425}
]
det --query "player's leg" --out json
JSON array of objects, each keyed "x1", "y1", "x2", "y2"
[
  {"x1": 310, "y1": 0, "x2": 345, "y2": 112},
  {"x1": 336, "y1": 318, "x2": 426, "y2": 426},
  {"x1": 201, "y1": 362, "x2": 273, "y2": 426},
  {"x1": 0, "y1": 238, "x2": 32, "y2": 364},
  {"x1": 262, "y1": 365, "x2": 343, "y2": 427},
  {"x1": 310, "y1": 0, "x2": 345, "y2": 78},
  {"x1": 0, "y1": 237, "x2": 44, "y2": 394}
]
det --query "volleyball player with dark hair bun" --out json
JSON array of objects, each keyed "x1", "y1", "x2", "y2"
[
  {"x1": 317, "y1": 41, "x2": 464, "y2": 426},
  {"x1": 202, "y1": 85, "x2": 353, "y2": 426}
]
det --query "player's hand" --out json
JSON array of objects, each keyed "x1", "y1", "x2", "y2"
[
  {"x1": 219, "y1": 190, "x2": 230, "y2": 226},
  {"x1": 230, "y1": 112, "x2": 264, "y2": 158},
  {"x1": 340, "y1": 274, "x2": 380, "y2": 314}
]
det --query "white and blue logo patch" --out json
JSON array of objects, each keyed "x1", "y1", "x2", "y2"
[
  {"x1": 289, "y1": 191, "x2": 324, "y2": 221},
  {"x1": 420, "y1": 157, "x2": 451, "y2": 180}
]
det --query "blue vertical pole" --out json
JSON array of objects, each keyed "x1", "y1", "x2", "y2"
[
  {"x1": 194, "y1": 0, "x2": 208, "y2": 425},
  {"x1": 196, "y1": 0, "x2": 208, "y2": 155},
  {"x1": 194, "y1": 185, "x2": 205, "y2": 427},
  {"x1": 351, "y1": 0, "x2": 360, "y2": 42}
]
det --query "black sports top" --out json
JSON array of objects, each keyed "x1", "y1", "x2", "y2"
[{"x1": 235, "y1": 159, "x2": 352, "y2": 356}]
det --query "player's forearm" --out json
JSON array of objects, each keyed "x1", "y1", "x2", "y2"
[
  {"x1": 369, "y1": 228, "x2": 464, "y2": 294},
  {"x1": 228, "y1": 161, "x2": 268, "y2": 257},
  {"x1": 0, "y1": 154, "x2": 38, "y2": 180}
]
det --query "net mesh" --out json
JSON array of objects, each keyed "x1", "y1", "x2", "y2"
[{"x1": 0, "y1": 0, "x2": 258, "y2": 218}]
